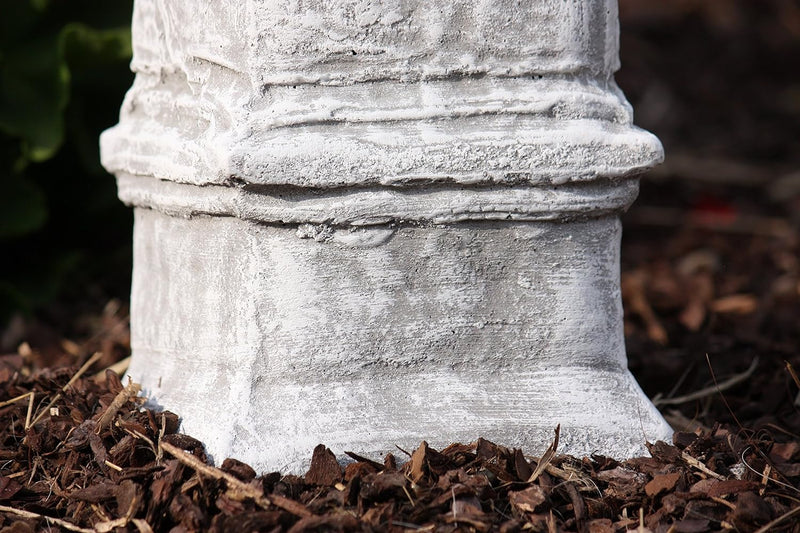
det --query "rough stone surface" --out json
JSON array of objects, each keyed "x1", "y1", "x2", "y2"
[
  {"x1": 101, "y1": 0, "x2": 672, "y2": 472},
  {"x1": 128, "y1": 211, "x2": 671, "y2": 472},
  {"x1": 100, "y1": 0, "x2": 662, "y2": 196}
]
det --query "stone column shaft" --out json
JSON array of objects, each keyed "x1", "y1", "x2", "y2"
[{"x1": 101, "y1": 0, "x2": 672, "y2": 472}]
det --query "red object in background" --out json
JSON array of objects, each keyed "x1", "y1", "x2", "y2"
[{"x1": 689, "y1": 193, "x2": 738, "y2": 227}]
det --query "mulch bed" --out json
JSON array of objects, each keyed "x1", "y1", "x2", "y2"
[
  {"x1": 0, "y1": 300, "x2": 799, "y2": 533},
  {"x1": 2, "y1": 0, "x2": 800, "y2": 531},
  {"x1": 1, "y1": 188, "x2": 798, "y2": 533}
]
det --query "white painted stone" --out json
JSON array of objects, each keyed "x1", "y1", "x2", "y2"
[{"x1": 101, "y1": 0, "x2": 672, "y2": 472}]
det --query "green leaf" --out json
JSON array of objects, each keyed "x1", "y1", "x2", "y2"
[
  {"x1": 61, "y1": 23, "x2": 132, "y2": 69},
  {"x1": 29, "y1": 0, "x2": 49, "y2": 11},
  {"x1": 0, "y1": 35, "x2": 69, "y2": 162},
  {"x1": 0, "y1": 1, "x2": 133, "y2": 167}
]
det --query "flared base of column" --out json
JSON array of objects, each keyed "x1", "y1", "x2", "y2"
[
  {"x1": 132, "y1": 362, "x2": 671, "y2": 473},
  {"x1": 127, "y1": 208, "x2": 672, "y2": 472}
]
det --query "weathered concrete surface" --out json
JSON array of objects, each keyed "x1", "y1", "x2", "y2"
[
  {"x1": 101, "y1": 0, "x2": 672, "y2": 472},
  {"x1": 129, "y1": 210, "x2": 670, "y2": 471},
  {"x1": 101, "y1": 0, "x2": 662, "y2": 192}
]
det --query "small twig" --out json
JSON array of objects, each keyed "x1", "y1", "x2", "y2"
[
  {"x1": 681, "y1": 452, "x2": 726, "y2": 481},
  {"x1": 763, "y1": 423, "x2": 800, "y2": 441},
  {"x1": 786, "y1": 361, "x2": 800, "y2": 389},
  {"x1": 28, "y1": 457, "x2": 39, "y2": 485},
  {"x1": 96, "y1": 378, "x2": 141, "y2": 433},
  {"x1": 785, "y1": 361, "x2": 800, "y2": 407},
  {"x1": 92, "y1": 356, "x2": 131, "y2": 382},
  {"x1": 28, "y1": 352, "x2": 103, "y2": 428},
  {"x1": 104, "y1": 460, "x2": 123, "y2": 472},
  {"x1": 395, "y1": 444, "x2": 412, "y2": 457},
  {"x1": 0, "y1": 391, "x2": 34, "y2": 409},
  {"x1": 739, "y1": 447, "x2": 800, "y2": 494},
  {"x1": 654, "y1": 357, "x2": 758, "y2": 407},
  {"x1": 546, "y1": 510, "x2": 557, "y2": 533},
  {"x1": 344, "y1": 451, "x2": 384, "y2": 470},
  {"x1": 527, "y1": 424, "x2": 560, "y2": 484},
  {"x1": 711, "y1": 496, "x2": 736, "y2": 510},
  {"x1": 760, "y1": 463, "x2": 772, "y2": 493},
  {"x1": 64, "y1": 352, "x2": 104, "y2": 391},
  {"x1": 0, "y1": 504, "x2": 93, "y2": 533},
  {"x1": 25, "y1": 392, "x2": 34, "y2": 430},
  {"x1": 160, "y1": 440, "x2": 312, "y2": 518},
  {"x1": 92, "y1": 503, "x2": 112, "y2": 522},
  {"x1": 121, "y1": 426, "x2": 158, "y2": 458},
  {"x1": 156, "y1": 413, "x2": 166, "y2": 464},
  {"x1": 663, "y1": 409, "x2": 711, "y2": 434},
  {"x1": 402, "y1": 484, "x2": 417, "y2": 507},
  {"x1": 753, "y1": 505, "x2": 800, "y2": 533},
  {"x1": 131, "y1": 518, "x2": 156, "y2": 533}
]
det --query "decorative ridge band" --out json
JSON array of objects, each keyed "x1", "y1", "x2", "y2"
[
  {"x1": 100, "y1": 73, "x2": 663, "y2": 190},
  {"x1": 116, "y1": 174, "x2": 639, "y2": 226}
]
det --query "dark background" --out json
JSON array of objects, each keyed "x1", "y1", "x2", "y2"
[
  {"x1": 617, "y1": 0, "x2": 800, "y2": 433},
  {"x1": 0, "y1": 0, "x2": 134, "y2": 339}
]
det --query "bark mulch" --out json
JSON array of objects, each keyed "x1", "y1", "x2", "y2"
[
  {"x1": 1, "y1": 180, "x2": 800, "y2": 530},
  {"x1": 2, "y1": 0, "x2": 800, "y2": 530},
  {"x1": 0, "y1": 331, "x2": 799, "y2": 533}
]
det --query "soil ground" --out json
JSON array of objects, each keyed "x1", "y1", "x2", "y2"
[{"x1": 1, "y1": 0, "x2": 799, "y2": 531}]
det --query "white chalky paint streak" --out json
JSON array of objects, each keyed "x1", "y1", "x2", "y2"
[
  {"x1": 125, "y1": 210, "x2": 672, "y2": 472},
  {"x1": 108, "y1": 0, "x2": 672, "y2": 472}
]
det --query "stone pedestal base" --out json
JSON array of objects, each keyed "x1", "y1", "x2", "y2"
[{"x1": 128, "y1": 208, "x2": 671, "y2": 472}]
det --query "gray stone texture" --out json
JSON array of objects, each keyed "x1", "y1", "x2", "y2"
[{"x1": 101, "y1": 0, "x2": 673, "y2": 471}]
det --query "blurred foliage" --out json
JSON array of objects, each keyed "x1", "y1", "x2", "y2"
[{"x1": 0, "y1": 0, "x2": 134, "y2": 327}]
